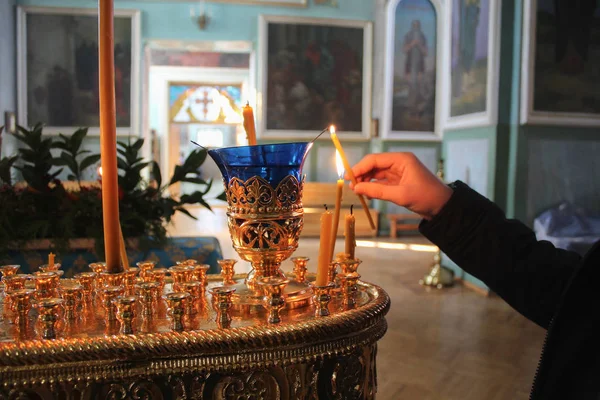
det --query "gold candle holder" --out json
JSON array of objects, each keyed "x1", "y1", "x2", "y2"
[
  {"x1": 99, "y1": 272, "x2": 125, "y2": 288},
  {"x1": 178, "y1": 281, "x2": 202, "y2": 316},
  {"x1": 101, "y1": 286, "x2": 125, "y2": 321},
  {"x1": 148, "y1": 268, "x2": 167, "y2": 293},
  {"x1": 209, "y1": 286, "x2": 235, "y2": 328},
  {"x1": 0, "y1": 265, "x2": 20, "y2": 281},
  {"x1": 58, "y1": 281, "x2": 83, "y2": 320},
  {"x1": 3, "y1": 274, "x2": 28, "y2": 292},
  {"x1": 169, "y1": 265, "x2": 194, "y2": 284},
  {"x1": 338, "y1": 272, "x2": 361, "y2": 309},
  {"x1": 192, "y1": 264, "x2": 210, "y2": 287},
  {"x1": 136, "y1": 261, "x2": 155, "y2": 281},
  {"x1": 114, "y1": 295, "x2": 137, "y2": 335},
  {"x1": 339, "y1": 258, "x2": 362, "y2": 276},
  {"x1": 10, "y1": 288, "x2": 35, "y2": 325},
  {"x1": 135, "y1": 282, "x2": 159, "y2": 316},
  {"x1": 164, "y1": 292, "x2": 190, "y2": 332},
  {"x1": 89, "y1": 262, "x2": 106, "y2": 275},
  {"x1": 123, "y1": 268, "x2": 139, "y2": 295},
  {"x1": 75, "y1": 272, "x2": 96, "y2": 304},
  {"x1": 290, "y1": 257, "x2": 309, "y2": 283},
  {"x1": 327, "y1": 261, "x2": 338, "y2": 286},
  {"x1": 218, "y1": 259, "x2": 237, "y2": 286},
  {"x1": 35, "y1": 298, "x2": 64, "y2": 339},
  {"x1": 258, "y1": 277, "x2": 289, "y2": 324},
  {"x1": 311, "y1": 282, "x2": 334, "y2": 317},
  {"x1": 176, "y1": 259, "x2": 198, "y2": 267},
  {"x1": 39, "y1": 263, "x2": 61, "y2": 273},
  {"x1": 33, "y1": 272, "x2": 59, "y2": 300},
  {"x1": 335, "y1": 252, "x2": 349, "y2": 262}
]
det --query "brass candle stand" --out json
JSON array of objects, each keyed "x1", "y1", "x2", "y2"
[{"x1": 0, "y1": 143, "x2": 389, "y2": 398}]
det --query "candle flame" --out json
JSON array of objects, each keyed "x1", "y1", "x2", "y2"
[
  {"x1": 329, "y1": 125, "x2": 336, "y2": 134},
  {"x1": 98, "y1": 166, "x2": 103, "y2": 177},
  {"x1": 335, "y1": 149, "x2": 344, "y2": 178}
]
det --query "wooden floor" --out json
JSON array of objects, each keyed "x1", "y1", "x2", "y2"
[
  {"x1": 295, "y1": 236, "x2": 545, "y2": 400},
  {"x1": 171, "y1": 207, "x2": 546, "y2": 399}
]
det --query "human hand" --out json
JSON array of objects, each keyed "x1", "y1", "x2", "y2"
[{"x1": 347, "y1": 153, "x2": 453, "y2": 220}]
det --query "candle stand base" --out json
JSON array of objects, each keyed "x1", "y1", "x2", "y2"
[
  {"x1": 419, "y1": 251, "x2": 454, "y2": 289},
  {"x1": 229, "y1": 278, "x2": 313, "y2": 312}
]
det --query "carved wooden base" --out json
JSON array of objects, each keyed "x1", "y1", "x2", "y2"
[{"x1": 0, "y1": 343, "x2": 379, "y2": 400}]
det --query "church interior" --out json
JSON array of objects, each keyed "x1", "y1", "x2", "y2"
[{"x1": 0, "y1": 0, "x2": 599, "y2": 399}]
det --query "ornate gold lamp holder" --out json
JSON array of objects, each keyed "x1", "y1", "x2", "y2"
[{"x1": 0, "y1": 143, "x2": 389, "y2": 399}]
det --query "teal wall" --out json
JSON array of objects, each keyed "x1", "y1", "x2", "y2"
[
  {"x1": 0, "y1": 0, "x2": 17, "y2": 159},
  {"x1": 16, "y1": 0, "x2": 374, "y2": 40}
]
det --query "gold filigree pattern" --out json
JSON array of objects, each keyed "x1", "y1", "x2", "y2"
[{"x1": 226, "y1": 175, "x2": 303, "y2": 214}]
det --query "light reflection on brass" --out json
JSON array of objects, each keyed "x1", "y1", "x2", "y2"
[
  {"x1": 136, "y1": 261, "x2": 155, "y2": 281},
  {"x1": 0, "y1": 265, "x2": 20, "y2": 281},
  {"x1": 75, "y1": 272, "x2": 96, "y2": 304},
  {"x1": 99, "y1": 272, "x2": 125, "y2": 288},
  {"x1": 33, "y1": 272, "x2": 59, "y2": 300},
  {"x1": 312, "y1": 283, "x2": 334, "y2": 317},
  {"x1": 209, "y1": 286, "x2": 235, "y2": 328},
  {"x1": 291, "y1": 256, "x2": 309, "y2": 283},
  {"x1": 192, "y1": 264, "x2": 210, "y2": 287},
  {"x1": 338, "y1": 273, "x2": 361, "y2": 309},
  {"x1": 10, "y1": 288, "x2": 35, "y2": 325},
  {"x1": 258, "y1": 277, "x2": 289, "y2": 324},
  {"x1": 101, "y1": 286, "x2": 124, "y2": 321},
  {"x1": 164, "y1": 292, "x2": 190, "y2": 332},
  {"x1": 169, "y1": 265, "x2": 194, "y2": 284},
  {"x1": 58, "y1": 281, "x2": 83, "y2": 320},
  {"x1": 35, "y1": 298, "x2": 64, "y2": 339},
  {"x1": 135, "y1": 282, "x2": 158, "y2": 316},
  {"x1": 114, "y1": 295, "x2": 137, "y2": 335},
  {"x1": 218, "y1": 259, "x2": 237, "y2": 286},
  {"x1": 177, "y1": 281, "x2": 202, "y2": 316},
  {"x1": 148, "y1": 268, "x2": 167, "y2": 293},
  {"x1": 123, "y1": 267, "x2": 139, "y2": 295}
]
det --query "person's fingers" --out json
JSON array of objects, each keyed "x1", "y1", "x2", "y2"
[
  {"x1": 353, "y1": 181, "x2": 406, "y2": 204},
  {"x1": 349, "y1": 154, "x2": 393, "y2": 179}
]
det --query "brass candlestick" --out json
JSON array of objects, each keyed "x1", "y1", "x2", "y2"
[
  {"x1": 58, "y1": 281, "x2": 83, "y2": 320},
  {"x1": 178, "y1": 281, "x2": 202, "y2": 316},
  {"x1": 338, "y1": 273, "x2": 361, "y2": 309},
  {"x1": 291, "y1": 257, "x2": 309, "y2": 283},
  {"x1": 209, "y1": 286, "x2": 235, "y2": 328},
  {"x1": 340, "y1": 258, "x2": 362, "y2": 276},
  {"x1": 123, "y1": 268, "x2": 139, "y2": 295},
  {"x1": 312, "y1": 283, "x2": 334, "y2": 317},
  {"x1": 0, "y1": 265, "x2": 20, "y2": 281},
  {"x1": 89, "y1": 262, "x2": 106, "y2": 275},
  {"x1": 136, "y1": 261, "x2": 155, "y2": 281},
  {"x1": 218, "y1": 259, "x2": 237, "y2": 286},
  {"x1": 33, "y1": 272, "x2": 59, "y2": 300},
  {"x1": 39, "y1": 263, "x2": 61, "y2": 273},
  {"x1": 148, "y1": 268, "x2": 167, "y2": 293},
  {"x1": 169, "y1": 265, "x2": 194, "y2": 284},
  {"x1": 135, "y1": 282, "x2": 159, "y2": 316},
  {"x1": 75, "y1": 272, "x2": 96, "y2": 304},
  {"x1": 35, "y1": 298, "x2": 64, "y2": 339},
  {"x1": 164, "y1": 292, "x2": 190, "y2": 332},
  {"x1": 258, "y1": 277, "x2": 289, "y2": 324},
  {"x1": 101, "y1": 286, "x2": 124, "y2": 321},
  {"x1": 99, "y1": 272, "x2": 126, "y2": 288},
  {"x1": 11, "y1": 288, "x2": 35, "y2": 325},
  {"x1": 328, "y1": 261, "x2": 338, "y2": 286},
  {"x1": 114, "y1": 295, "x2": 137, "y2": 335},
  {"x1": 192, "y1": 264, "x2": 210, "y2": 287}
]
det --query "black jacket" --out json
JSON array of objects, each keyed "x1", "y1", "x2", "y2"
[{"x1": 419, "y1": 181, "x2": 600, "y2": 400}]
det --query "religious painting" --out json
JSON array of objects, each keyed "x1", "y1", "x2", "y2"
[
  {"x1": 258, "y1": 15, "x2": 373, "y2": 139},
  {"x1": 521, "y1": 0, "x2": 600, "y2": 125},
  {"x1": 381, "y1": 0, "x2": 442, "y2": 140},
  {"x1": 169, "y1": 83, "x2": 243, "y2": 124},
  {"x1": 450, "y1": 0, "x2": 489, "y2": 117},
  {"x1": 17, "y1": 7, "x2": 140, "y2": 135}
]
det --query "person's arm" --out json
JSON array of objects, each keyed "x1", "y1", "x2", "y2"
[{"x1": 420, "y1": 181, "x2": 581, "y2": 329}]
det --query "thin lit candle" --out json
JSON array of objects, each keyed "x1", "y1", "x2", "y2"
[
  {"x1": 329, "y1": 150, "x2": 344, "y2": 262},
  {"x1": 98, "y1": 0, "x2": 122, "y2": 273},
  {"x1": 328, "y1": 125, "x2": 376, "y2": 230},
  {"x1": 315, "y1": 205, "x2": 333, "y2": 286},
  {"x1": 242, "y1": 102, "x2": 257, "y2": 145}
]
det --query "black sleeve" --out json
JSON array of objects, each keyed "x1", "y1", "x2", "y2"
[{"x1": 419, "y1": 181, "x2": 581, "y2": 329}]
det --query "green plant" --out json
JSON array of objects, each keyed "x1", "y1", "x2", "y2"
[
  {"x1": 54, "y1": 127, "x2": 101, "y2": 185},
  {"x1": 0, "y1": 124, "x2": 222, "y2": 257}
]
